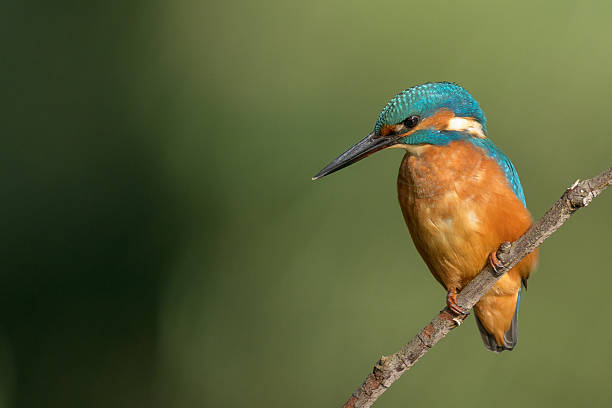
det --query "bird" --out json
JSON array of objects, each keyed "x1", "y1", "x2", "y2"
[{"x1": 313, "y1": 82, "x2": 538, "y2": 352}]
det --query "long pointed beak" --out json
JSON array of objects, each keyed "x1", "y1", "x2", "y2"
[{"x1": 312, "y1": 132, "x2": 395, "y2": 180}]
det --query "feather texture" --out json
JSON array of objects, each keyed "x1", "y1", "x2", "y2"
[{"x1": 397, "y1": 139, "x2": 538, "y2": 350}]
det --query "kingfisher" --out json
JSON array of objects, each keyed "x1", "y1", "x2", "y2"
[{"x1": 313, "y1": 82, "x2": 538, "y2": 352}]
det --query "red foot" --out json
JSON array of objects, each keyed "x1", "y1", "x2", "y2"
[
  {"x1": 488, "y1": 250, "x2": 504, "y2": 275},
  {"x1": 446, "y1": 287, "x2": 469, "y2": 315}
]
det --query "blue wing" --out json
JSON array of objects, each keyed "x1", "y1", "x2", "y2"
[
  {"x1": 471, "y1": 138, "x2": 527, "y2": 207},
  {"x1": 402, "y1": 130, "x2": 527, "y2": 207}
]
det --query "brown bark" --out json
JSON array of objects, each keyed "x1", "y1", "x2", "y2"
[{"x1": 342, "y1": 167, "x2": 612, "y2": 408}]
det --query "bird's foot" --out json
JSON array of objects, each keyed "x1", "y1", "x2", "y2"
[
  {"x1": 446, "y1": 287, "x2": 469, "y2": 315},
  {"x1": 488, "y1": 250, "x2": 504, "y2": 276}
]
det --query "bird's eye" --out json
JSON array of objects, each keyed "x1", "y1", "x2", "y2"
[{"x1": 402, "y1": 115, "x2": 420, "y2": 129}]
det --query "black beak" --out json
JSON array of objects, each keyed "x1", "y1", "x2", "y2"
[{"x1": 312, "y1": 132, "x2": 395, "y2": 180}]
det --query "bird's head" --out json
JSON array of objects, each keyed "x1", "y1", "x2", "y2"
[{"x1": 313, "y1": 82, "x2": 487, "y2": 180}]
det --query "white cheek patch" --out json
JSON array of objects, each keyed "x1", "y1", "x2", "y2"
[{"x1": 446, "y1": 117, "x2": 486, "y2": 139}]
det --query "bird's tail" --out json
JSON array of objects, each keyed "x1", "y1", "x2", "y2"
[{"x1": 475, "y1": 289, "x2": 521, "y2": 353}]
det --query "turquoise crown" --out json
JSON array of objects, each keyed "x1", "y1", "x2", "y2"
[{"x1": 374, "y1": 82, "x2": 487, "y2": 135}]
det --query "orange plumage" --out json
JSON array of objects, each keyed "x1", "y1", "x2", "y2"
[
  {"x1": 397, "y1": 140, "x2": 538, "y2": 349},
  {"x1": 313, "y1": 82, "x2": 539, "y2": 352}
]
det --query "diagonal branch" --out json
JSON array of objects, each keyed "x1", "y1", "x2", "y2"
[{"x1": 342, "y1": 167, "x2": 612, "y2": 408}]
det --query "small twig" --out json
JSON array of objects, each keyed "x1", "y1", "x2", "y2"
[{"x1": 342, "y1": 167, "x2": 612, "y2": 408}]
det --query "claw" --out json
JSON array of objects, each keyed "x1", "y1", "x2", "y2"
[
  {"x1": 446, "y1": 287, "x2": 469, "y2": 315},
  {"x1": 488, "y1": 250, "x2": 504, "y2": 275}
]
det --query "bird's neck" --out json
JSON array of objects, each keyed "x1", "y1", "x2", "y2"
[{"x1": 397, "y1": 140, "x2": 486, "y2": 200}]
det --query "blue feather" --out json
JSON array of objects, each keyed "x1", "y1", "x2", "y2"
[
  {"x1": 375, "y1": 82, "x2": 487, "y2": 135},
  {"x1": 469, "y1": 138, "x2": 527, "y2": 207},
  {"x1": 399, "y1": 130, "x2": 527, "y2": 207},
  {"x1": 377, "y1": 82, "x2": 526, "y2": 207}
]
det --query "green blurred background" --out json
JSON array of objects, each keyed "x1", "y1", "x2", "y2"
[{"x1": 2, "y1": 0, "x2": 612, "y2": 407}]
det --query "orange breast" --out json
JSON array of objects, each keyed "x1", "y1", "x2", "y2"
[{"x1": 397, "y1": 140, "x2": 538, "y2": 341}]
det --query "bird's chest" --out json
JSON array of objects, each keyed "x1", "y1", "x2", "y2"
[
  {"x1": 396, "y1": 141, "x2": 498, "y2": 285},
  {"x1": 397, "y1": 141, "x2": 485, "y2": 208}
]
